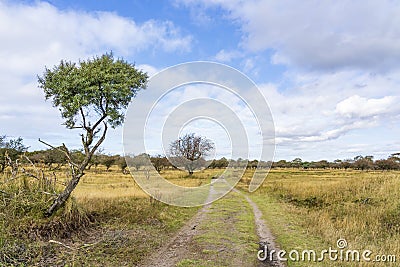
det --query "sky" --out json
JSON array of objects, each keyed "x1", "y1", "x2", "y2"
[{"x1": 1, "y1": 0, "x2": 400, "y2": 161}]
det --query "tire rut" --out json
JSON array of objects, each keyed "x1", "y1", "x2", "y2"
[{"x1": 238, "y1": 190, "x2": 286, "y2": 267}]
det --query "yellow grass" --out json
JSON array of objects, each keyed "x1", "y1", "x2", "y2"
[
  {"x1": 245, "y1": 168, "x2": 400, "y2": 266},
  {"x1": 30, "y1": 165, "x2": 400, "y2": 266},
  {"x1": 72, "y1": 167, "x2": 224, "y2": 200}
]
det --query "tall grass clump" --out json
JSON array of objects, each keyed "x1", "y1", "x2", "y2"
[{"x1": 0, "y1": 162, "x2": 91, "y2": 266}]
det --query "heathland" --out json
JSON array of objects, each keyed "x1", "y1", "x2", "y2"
[{"x1": 1, "y1": 165, "x2": 399, "y2": 266}]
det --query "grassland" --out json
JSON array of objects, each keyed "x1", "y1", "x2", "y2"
[
  {"x1": 0, "y1": 166, "x2": 210, "y2": 266},
  {"x1": 239, "y1": 168, "x2": 400, "y2": 266},
  {"x1": 1, "y1": 166, "x2": 400, "y2": 266}
]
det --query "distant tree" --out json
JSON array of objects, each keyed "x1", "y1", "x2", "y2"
[
  {"x1": 389, "y1": 153, "x2": 400, "y2": 163},
  {"x1": 291, "y1": 158, "x2": 302, "y2": 168},
  {"x1": 28, "y1": 148, "x2": 67, "y2": 170},
  {"x1": 150, "y1": 155, "x2": 171, "y2": 173},
  {"x1": 340, "y1": 159, "x2": 353, "y2": 170},
  {"x1": 301, "y1": 161, "x2": 310, "y2": 169},
  {"x1": 375, "y1": 158, "x2": 399, "y2": 170},
  {"x1": 0, "y1": 136, "x2": 4, "y2": 147},
  {"x1": 235, "y1": 158, "x2": 248, "y2": 168},
  {"x1": 168, "y1": 133, "x2": 214, "y2": 175},
  {"x1": 88, "y1": 152, "x2": 102, "y2": 170},
  {"x1": 127, "y1": 153, "x2": 149, "y2": 171},
  {"x1": 258, "y1": 160, "x2": 272, "y2": 169},
  {"x1": 315, "y1": 160, "x2": 330, "y2": 169},
  {"x1": 332, "y1": 159, "x2": 342, "y2": 169},
  {"x1": 210, "y1": 157, "x2": 229, "y2": 168},
  {"x1": 0, "y1": 136, "x2": 28, "y2": 173},
  {"x1": 117, "y1": 155, "x2": 128, "y2": 174},
  {"x1": 353, "y1": 155, "x2": 374, "y2": 170},
  {"x1": 38, "y1": 52, "x2": 147, "y2": 216},
  {"x1": 273, "y1": 160, "x2": 289, "y2": 168},
  {"x1": 247, "y1": 159, "x2": 259, "y2": 169},
  {"x1": 100, "y1": 154, "x2": 118, "y2": 171}
]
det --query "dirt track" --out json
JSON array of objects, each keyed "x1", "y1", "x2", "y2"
[{"x1": 140, "y1": 180, "x2": 285, "y2": 267}]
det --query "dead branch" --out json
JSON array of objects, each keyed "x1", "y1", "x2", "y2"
[
  {"x1": 38, "y1": 139, "x2": 79, "y2": 168},
  {"x1": 49, "y1": 240, "x2": 74, "y2": 250}
]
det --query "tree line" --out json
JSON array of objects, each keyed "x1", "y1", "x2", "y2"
[{"x1": 2, "y1": 136, "x2": 399, "y2": 173}]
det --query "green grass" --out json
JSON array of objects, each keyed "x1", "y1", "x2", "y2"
[{"x1": 182, "y1": 191, "x2": 259, "y2": 267}]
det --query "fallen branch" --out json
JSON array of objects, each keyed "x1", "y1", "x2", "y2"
[
  {"x1": 49, "y1": 239, "x2": 100, "y2": 250},
  {"x1": 48, "y1": 240, "x2": 73, "y2": 250}
]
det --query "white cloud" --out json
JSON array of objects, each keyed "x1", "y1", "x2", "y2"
[
  {"x1": 259, "y1": 69, "x2": 400, "y2": 150},
  {"x1": 176, "y1": 0, "x2": 400, "y2": 160},
  {"x1": 178, "y1": 0, "x2": 400, "y2": 71},
  {"x1": 214, "y1": 49, "x2": 243, "y2": 62},
  {"x1": 0, "y1": 1, "x2": 192, "y2": 151},
  {"x1": 137, "y1": 64, "x2": 160, "y2": 77},
  {"x1": 0, "y1": 1, "x2": 192, "y2": 75},
  {"x1": 335, "y1": 95, "x2": 400, "y2": 119}
]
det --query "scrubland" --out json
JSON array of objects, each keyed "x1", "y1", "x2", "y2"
[{"x1": 1, "y1": 166, "x2": 399, "y2": 266}]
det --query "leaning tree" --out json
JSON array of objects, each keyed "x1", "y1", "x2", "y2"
[
  {"x1": 168, "y1": 133, "x2": 214, "y2": 175},
  {"x1": 38, "y1": 52, "x2": 147, "y2": 216}
]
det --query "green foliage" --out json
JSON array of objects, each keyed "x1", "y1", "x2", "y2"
[
  {"x1": 100, "y1": 154, "x2": 119, "y2": 170},
  {"x1": 38, "y1": 52, "x2": 148, "y2": 129}
]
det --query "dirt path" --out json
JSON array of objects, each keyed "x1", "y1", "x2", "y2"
[
  {"x1": 139, "y1": 185, "x2": 217, "y2": 267},
  {"x1": 139, "y1": 202, "x2": 212, "y2": 267},
  {"x1": 239, "y1": 191, "x2": 285, "y2": 267},
  {"x1": 140, "y1": 180, "x2": 284, "y2": 267}
]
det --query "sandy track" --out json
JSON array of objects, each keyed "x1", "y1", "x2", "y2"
[
  {"x1": 139, "y1": 203, "x2": 212, "y2": 267},
  {"x1": 139, "y1": 186, "x2": 217, "y2": 267},
  {"x1": 140, "y1": 180, "x2": 284, "y2": 267},
  {"x1": 240, "y1": 191, "x2": 285, "y2": 267}
]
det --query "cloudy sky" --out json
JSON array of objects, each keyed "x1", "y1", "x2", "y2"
[{"x1": 1, "y1": 0, "x2": 400, "y2": 161}]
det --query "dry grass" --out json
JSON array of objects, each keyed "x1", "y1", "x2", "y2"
[
  {"x1": 4, "y1": 164, "x2": 399, "y2": 266},
  {"x1": 73, "y1": 167, "x2": 224, "y2": 200},
  {"x1": 0, "y1": 165, "x2": 207, "y2": 266},
  {"x1": 243, "y1": 168, "x2": 400, "y2": 266}
]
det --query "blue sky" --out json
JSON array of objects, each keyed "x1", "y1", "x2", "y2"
[{"x1": 1, "y1": 0, "x2": 400, "y2": 161}]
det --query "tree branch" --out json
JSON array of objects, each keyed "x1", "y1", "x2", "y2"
[
  {"x1": 38, "y1": 139, "x2": 78, "y2": 168},
  {"x1": 80, "y1": 107, "x2": 88, "y2": 129},
  {"x1": 92, "y1": 113, "x2": 107, "y2": 133},
  {"x1": 90, "y1": 122, "x2": 108, "y2": 156}
]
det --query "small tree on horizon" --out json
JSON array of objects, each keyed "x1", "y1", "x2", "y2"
[
  {"x1": 168, "y1": 133, "x2": 214, "y2": 175},
  {"x1": 38, "y1": 52, "x2": 147, "y2": 216}
]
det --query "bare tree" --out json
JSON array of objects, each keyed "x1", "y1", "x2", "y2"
[{"x1": 168, "y1": 133, "x2": 214, "y2": 175}]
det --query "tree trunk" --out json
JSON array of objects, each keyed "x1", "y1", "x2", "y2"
[
  {"x1": 44, "y1": 122, "x2": 107, "y2": 217},
  {"x1": 46, "y1": 153, "x2": 92, "y2": 216},
  {"x1": 46, "y1": 172, "x2": 83, "y2": 216}
]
